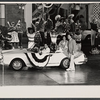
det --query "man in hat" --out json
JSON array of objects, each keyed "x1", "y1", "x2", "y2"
[
  {"x1": 55, "y1": 15, "x2": 62, "y2": 33},
  {"x1": 68, "y1": 14, "x2": 76, "y2": 35}
]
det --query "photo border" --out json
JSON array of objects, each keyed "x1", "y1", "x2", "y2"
[{"x1": 0, "y1": 1, "x2": 100, "y2": 98}]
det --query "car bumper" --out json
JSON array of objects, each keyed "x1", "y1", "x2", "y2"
[{"x1": 76, "y1": 57, "x2": 88, "y2": 65}]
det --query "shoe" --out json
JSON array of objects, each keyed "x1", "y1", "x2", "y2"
[
  {"x1": 12, "y1": 47, "x2": 15, "y2": 49},
  {"x1": 66, "y1": 69, "x2": 71, "y2": 71},
  {"x1": 66, "y1": 68, "x2": 75, "y2": 71}
]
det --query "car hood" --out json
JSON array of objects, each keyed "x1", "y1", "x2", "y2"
[{"x1": 2, "y1": 49, "x2": 29, "y2": 54}]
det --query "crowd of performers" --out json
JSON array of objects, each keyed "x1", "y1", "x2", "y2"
[
  {"x1": 22, "y1": 14, "x2": 100, "y2": 70},
  {"x1": 0, "y1": 13, "x2": 100, "y2": 70},
  {"x1": 26, "y1": 14, "x2": 86, "y2": 71},
  {"x1": 0, "y1": 20, "x2": 23, "y2": 50},
  {"x1": 27, "y1": 14, "x2": 83, "y2": 52}
]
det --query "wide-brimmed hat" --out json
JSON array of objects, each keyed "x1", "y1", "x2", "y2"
[
  {"x1": 59, "y1": 17, "x2": 66, "y2": 21},
  {"x1": 35, "y1": 21, "x2": 39, "y2": 26},
  {"x1": 55, "y1": 15, "x2": 61, "y2": 21},
  {"x1": 68, "y1": 14, "x2": 74, "y2": 18}
]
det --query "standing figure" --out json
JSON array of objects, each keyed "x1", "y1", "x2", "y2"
[
  {"x1": 7, "y1": 22, "x2": 19, "y2": 49},
  {"x1": 16, "y1": 23, "x2": 23, "y2": 49},
  {"x1": 34, "y1": 31, "x2": 42, "y2": 48},
  {"x1": 0, "y1": 29, "x2": 6, "y2": 48},
  {"x1": 27, "y1": 27, "x2": 35, "y2": 49},
  {"x1": 90, "y1": 18, "x2": 98, "y2": 53},
  {"x1": 68, "y1": 14, "x2": 76, "y2": 35},
  {"x1": 8, "y1": 31, "x2": 19, "y2": 49},
  {"x1": 55, "y1": 15, "x2": 63, "y2": 34},
  {"x1": 43, "y1": 30, "x2": 51, "y2": 47},
  {"x1": 55, "y1": 15, "x2": 61, "y2": 31},
  {"x1": 67, "y1": 33, "x2": 78, "y2": 71}
]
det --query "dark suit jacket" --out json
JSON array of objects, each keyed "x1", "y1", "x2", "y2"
[{"x1": 40, "y1": 31, "x2": 51, "y2": 46}]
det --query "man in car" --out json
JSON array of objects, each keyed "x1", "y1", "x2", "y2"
[{"x1": 39, "y1": 44, "x2": 50, "y2": 55}]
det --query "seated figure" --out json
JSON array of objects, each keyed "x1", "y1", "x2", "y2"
[
  {"x1": 58, "y1": 35, "x2": 68, "y2": 56},
  {"x1": 40, "y1": 44, "x2": 50, "y2": 54}
]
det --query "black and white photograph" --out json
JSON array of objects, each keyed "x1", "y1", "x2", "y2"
[{"x1": 1, "y1": 2, "x2": 100, "y2": 88}]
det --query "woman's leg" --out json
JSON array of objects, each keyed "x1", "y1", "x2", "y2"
[
  {"x1": 28, "y1": 42, "x2": 31, "y2": 49},
  {"x1": 28, "y1": 42, "x2": 35, "y2": 49},
  {"x1": 67, "y1": 54, "x2": 75, "y2": 70},
  {"x1": 16, "y1": 42, "x2": 19, "y2": 48},
  {"x1": 77, "y1": 43, "x2": 81, "y2": 51},
  {"x1": 12, "y1": 43, "x2": 15, "y2": 49},
  {"x1": 18, "y1": 33, "x2": 23, "y2": 48},
  {"x1": 14, "y1": 42, "x2": 16, "y2": 49}
]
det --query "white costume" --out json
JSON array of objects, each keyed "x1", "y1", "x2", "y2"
[
  {"x1": 42, "y1": 47, "x2": 50, "y2": 54},
  {"x1": 8, "y1": 31, "x2": 19, "y2": 43},
  {"x1": 27, "y1": 32, "x2": 35, "y2": 49}
]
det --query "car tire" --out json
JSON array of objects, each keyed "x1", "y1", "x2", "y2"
[
  {"x1": 10, "y1": 59, "x2": 24, "y2": 71},
  {"x1": 60, "y1": 58, "x2": 70, "y2": 69}
]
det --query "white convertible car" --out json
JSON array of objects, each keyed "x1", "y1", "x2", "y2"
[{"x1": 2, "y1": 49, "x2": 87, "y2": 71}]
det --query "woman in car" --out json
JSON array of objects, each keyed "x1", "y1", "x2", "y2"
[
  {"x1": 27, "y1": 27, "x2": 36, "y2": 49},
  {"x1": 58, "y1": 35, "x2": 68, "y2": 56}
]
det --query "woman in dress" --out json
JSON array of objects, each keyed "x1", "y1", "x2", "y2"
[
  {"x1": 59, "y1": 35, "x2": 68, "y2": 56},
  {"x1": 68, "y1": 14, "x2": 76, "y2": 35},
  {"x1": 27, "y1": 27, "x2": 36, "y2": 49}
]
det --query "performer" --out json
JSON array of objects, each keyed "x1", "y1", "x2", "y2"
[
  {"x1": 27, "y1": 27, "x2": 35, "y2": 49},
  {"x1": 59, "y1": 35, "x2": 68, "y2": 56},
  {"x1": 7, "y1": 21, "x2": 19, "y2": 49},
  {"x1": 90, "y1": 18, "x2": 98, "y2": 54},
  {"x1": 16, "y1": 23, "x2": 23, "y2": 49},
  {"x1": 67, "y1": 33, "x2": 78, "y2": 71},
  {"x1": 68, "y1": 14, "x2": 76, "y2": 35}
]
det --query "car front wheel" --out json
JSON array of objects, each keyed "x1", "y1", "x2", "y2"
[
  {"x1": 10, "y1": 59, "x2": 24, "y2": 71},
  {"x1": 60, "y1": 58, "x2": 70, "y2": 69}
]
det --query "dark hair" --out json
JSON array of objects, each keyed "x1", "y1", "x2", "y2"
[
  {"x1": 28, "y1": 27, "x2": 35, "y2": 33},
  {"x1": 75, "y1": 31, "x2": 81, "y2": 35},
  {"x1": 67, "y1": 32, "x2": 73, "y2": 38}
]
